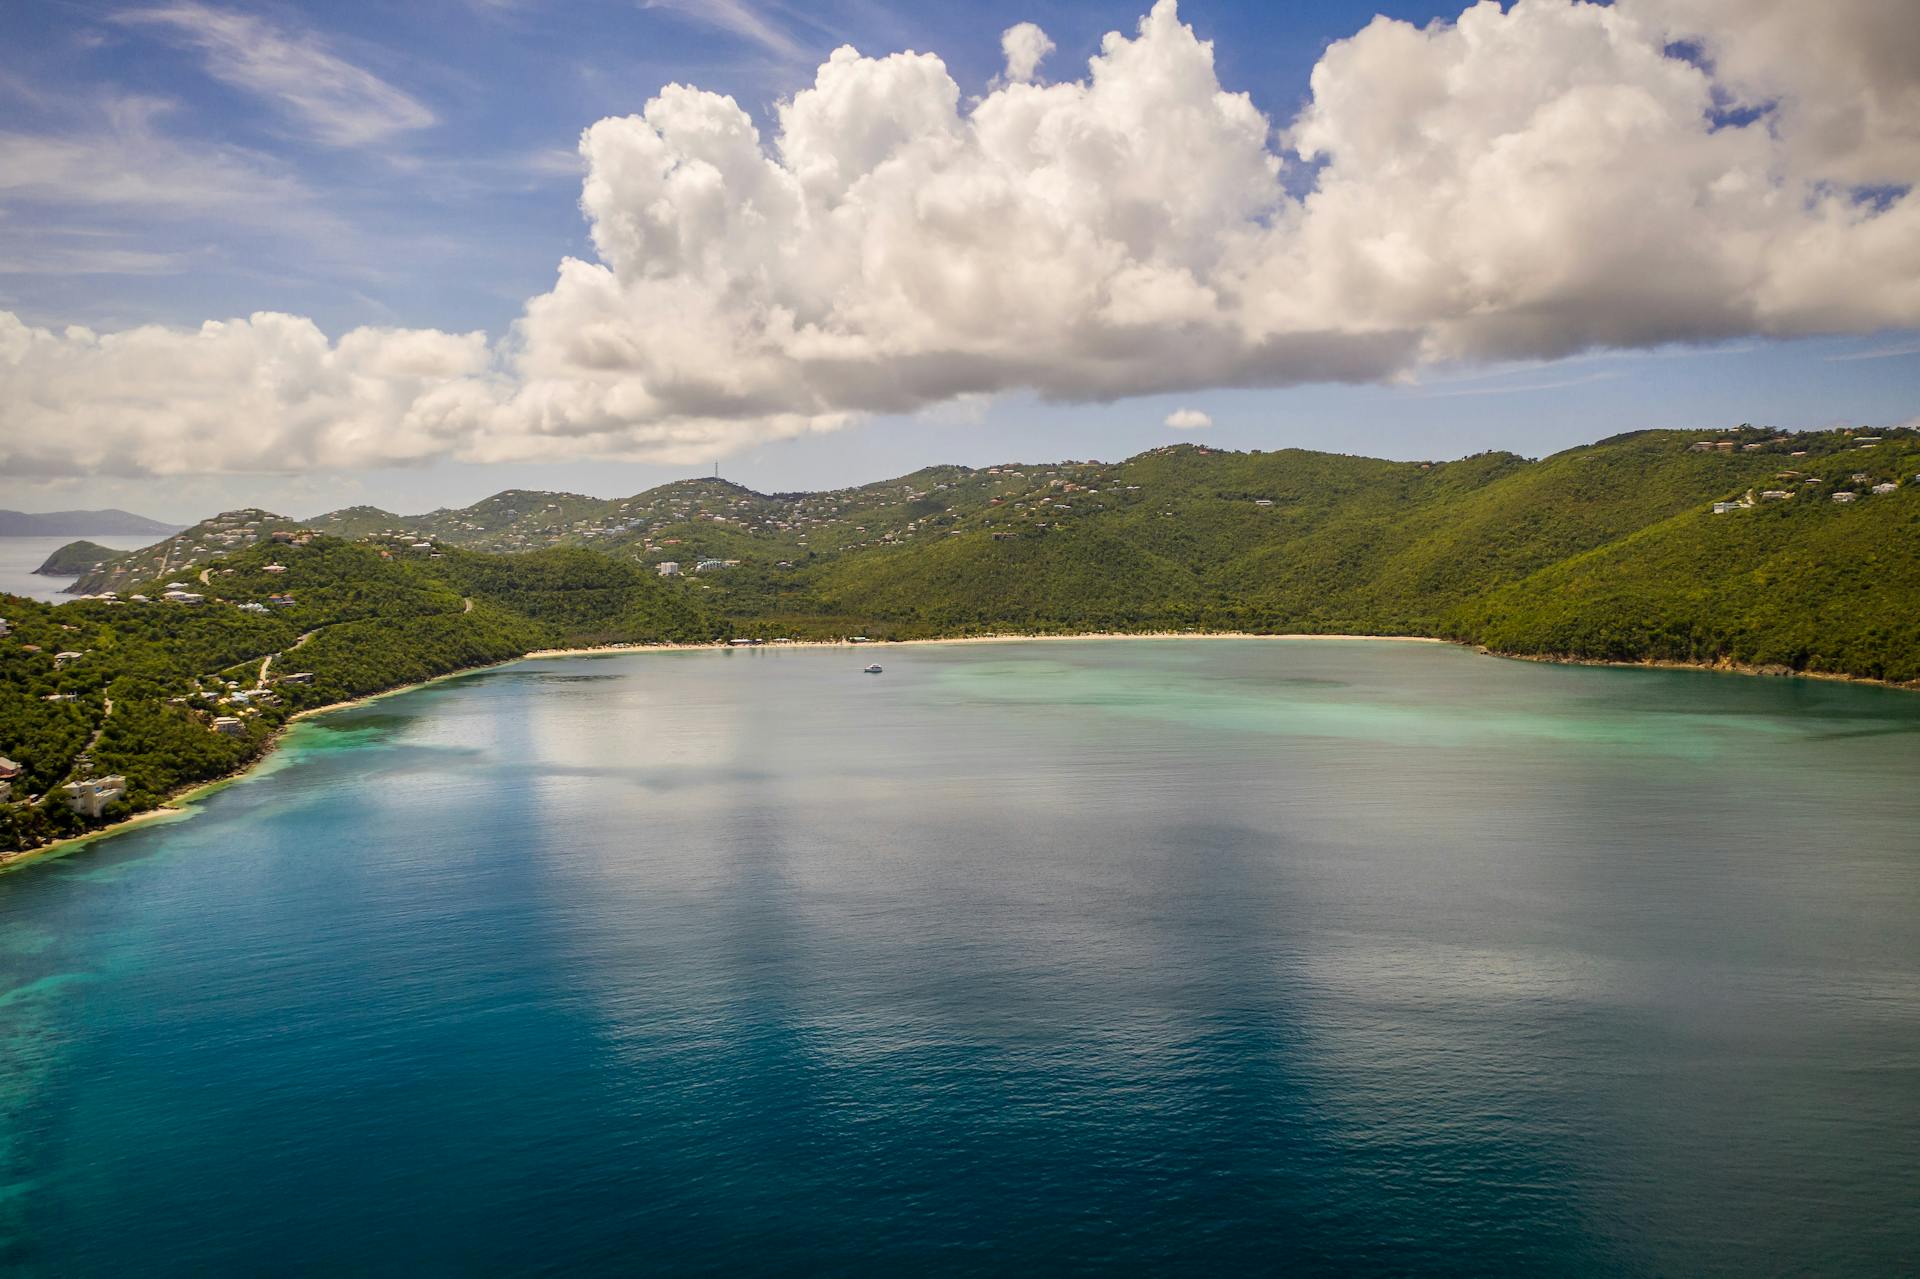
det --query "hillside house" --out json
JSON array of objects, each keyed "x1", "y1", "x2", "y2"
[
  {"x1": 656, "y1": 562, "x2": 682, "y2": 577},
  {"x1": 62, "y1": 775, "x2": 127, "y2": 819},
  {"x1": 1873, "y1": 482, "x2": 1899, "y2": 495},
  {"x1": 1760, "y1": 490, "x2": 1792, "y2": 501},
  {"x1": 1833, "y1": 492, "x2": 1858, "y2": 504},
  {"x1": 211, "y1": 716, "x2": 246, "y2": 737}
]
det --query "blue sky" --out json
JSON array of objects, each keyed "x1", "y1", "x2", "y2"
[
  {"x1": 1, "y1": 0, "x2": 1916, "y2": 521},
  {"x1": 4, "y1": 0, "x2": 1440, "y2": 338}
]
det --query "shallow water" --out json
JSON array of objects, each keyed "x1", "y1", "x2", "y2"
[{"x1": 3, "y1": 640, "x2": 1918, "y2": 1275}]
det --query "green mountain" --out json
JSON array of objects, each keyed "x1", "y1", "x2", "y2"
[
  {"x1": 9, "y1": 423, "x2": 1917, "y2": 856},
  {"x1": 33, "y1": 541, "x2": 123, "y2": 576},
  {"x1": 65, "y1": 509, "x2": 310, "y2": 597},
  {"x1": 780, "y1": 429, "x2": 1919, "y2": 654}
]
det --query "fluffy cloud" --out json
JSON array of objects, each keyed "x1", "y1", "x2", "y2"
[
  {"x1": 0, "y1": 312, "x2": 492, "y2": 476},
  {"x1": 1001, "y1": 22, "x2": 1056, "y2": 84},
  {"x1": 1630, "y1": 0, "x2": 1920, "y2": 186},
  {"x1": 1278, "y1": 0, "x2": 1920, "y2": 361},
  {"x1": 1164, "y1": 408, "x2": 1212, "y2": 430},
  {"x1": 3, "y1": 0, "x2": 1917, "y2": 477}
]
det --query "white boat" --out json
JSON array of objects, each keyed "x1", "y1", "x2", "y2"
[{"x1": 863, "y1": 664, "x2": 883, "y2": 674}]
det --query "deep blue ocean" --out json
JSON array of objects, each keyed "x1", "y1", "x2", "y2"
[{"x1": 3, "y1": 640, "x2": 1918, "y2": 1275}]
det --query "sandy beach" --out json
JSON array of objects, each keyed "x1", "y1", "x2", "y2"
[
  {"x1": 4, "y1": 628, "x2": 1905, "y2": 874},
  {"x1": 521, "y1": 631, "x2": 1451, "y2": 661}
]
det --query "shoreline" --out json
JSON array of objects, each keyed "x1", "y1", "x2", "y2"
[
  {"x1": 0, "y1": 654, "x2": 538, "y2": 875},
  {"x1": 519, "y1": 631, "x2": 1451, "y2": 660},
  {"x1": 1483, "y1": 647, "x2": 1920, "y2": 693},
  {"x1": 4, "y1": 630, "x2": 1910, "y2": 873}
]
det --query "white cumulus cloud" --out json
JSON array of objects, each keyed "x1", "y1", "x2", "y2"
[
  {"x1": 1001, "y1": 22, "x2": 1056, "y2": 84},
  {"x1": 3, "y1": 0, "x2": 1918, "y2": 478},
  {"x1": 0, "y1": 312, "x2": 493, "y2": 477},
  {"x1": 1164, "y1": 408, "x2": 1211, "y2": 430}
]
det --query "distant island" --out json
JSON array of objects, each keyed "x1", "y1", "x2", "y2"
[
  {"x1": 3, "y1": 424, "x2": 1917, "y2": 858},
  {"x1": 0, "y1": 508, "x2": 181, "y2": 538}
]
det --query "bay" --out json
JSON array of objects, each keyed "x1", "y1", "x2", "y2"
[
  {"x1": 2, "y1": 639, "x2": 1918, "y2": 1275},
  {"x1": 0, "y1": 536, "x2": 159, "y2": 603}
]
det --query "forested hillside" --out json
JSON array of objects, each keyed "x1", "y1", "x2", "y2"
[
  {"x1": 2, "y1": 540, "x2": 717, "y2": 853},
  {"x1": 795, "y1": 428, "x2": 1920, "y2": 651},
  {"x1": 10, "y1": 423, "x2": 1917, "y2": 855},
  {"x1": 32, "y1": 541, "x2": 122, "y2": 576}
]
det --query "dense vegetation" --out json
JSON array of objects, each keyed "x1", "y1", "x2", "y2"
[
  {"x1": 33, "y1": 540, "x2": 122, "y2": 575},
  {"x1": 8, "y1": 424, "x2": 1917, "y2": 856},
  {"x1": 2, "y1": 541, "x2": 717, "y2": 853}
]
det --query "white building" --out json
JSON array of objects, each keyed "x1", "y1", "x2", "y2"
[
  {"x1": 657, "y1": 561, "x2": 682, "y2": 577},
  {"x1": 62, "y1": 775, "x2": 127, "y2": 819},
  {"x1": 211, "y1": 716, "x2": 247, "y2": 737}
]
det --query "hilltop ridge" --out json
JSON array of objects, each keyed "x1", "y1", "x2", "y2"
[
  {"x1": 72, "y1": 427, "x2": 1905, "y2": 596},
  {"x1": 0, "y1": 508, "x2": 180, "y2": 537}
]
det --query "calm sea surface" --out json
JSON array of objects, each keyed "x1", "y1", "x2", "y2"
[
  {"x1": 3, "y1": 639, "x2": 1918, "y2": 1275},
  {"x1": 0, "y1": 535, "x2": 158, "y2": 602}
]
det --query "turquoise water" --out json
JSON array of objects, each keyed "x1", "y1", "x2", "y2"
[{"x1": 3, "y1": 639, "x2": 1918, "y2": 1275}]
